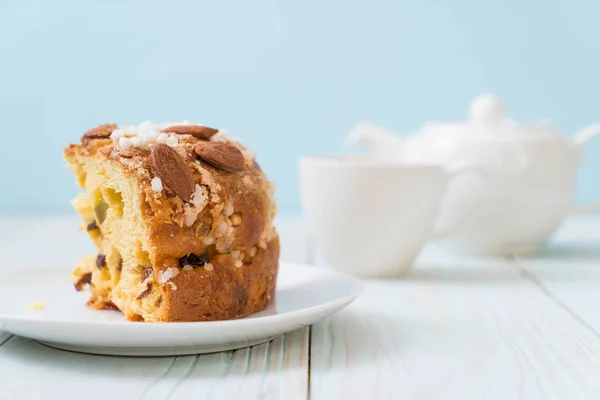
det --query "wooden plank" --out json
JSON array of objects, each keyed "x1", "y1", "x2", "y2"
[
  {"x1": 0, "y1": 329, "x2": 308, "y2": 400},
  {"x1": 0, "y1": 337, "x2": 178, "y2": 399},
  {"x1": 513, "y1": 215, "x2": 600, "y2": 334},
  {"x1": 310, "y1": 251, "x2": 600, "y2": 400},
  {"x1": 0, "y1": 216, "x2": 310, "y2": 400},
  {"x1": 165, "y1": 327, "x2": 309, "y2": 400}
]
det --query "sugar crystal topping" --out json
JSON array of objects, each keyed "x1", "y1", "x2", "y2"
[
  {"x1": 157, "y1": 267, "x2": 179, "y2": 284},
  {"x1": 151, "y1": 177, "x2": 163, "y2": 192},
  {"x1": 111, "y1": 121, "x2": 227, "y2": 151}
]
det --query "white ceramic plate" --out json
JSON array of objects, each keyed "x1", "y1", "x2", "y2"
[{"x1": 0, "y1": 262, "x2": 362, "y2": 356}]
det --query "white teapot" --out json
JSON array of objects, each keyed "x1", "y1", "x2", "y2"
[{"x1": 346, "y1": 94, "x2": 600, "y2": 256}]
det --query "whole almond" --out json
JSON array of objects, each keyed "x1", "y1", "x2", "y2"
[
  {"x1": 149, "y1": 144, "x2": 196, "y2": 202},
  {"x1": 162, "y1": 125, "x2": 218, "y2": 140},
  {"x1": 82, "y1": 123, "x2": 117, "y2": 141},
  {"x1": 194, "y1": 142, "x2": 245, "y2": 172}
]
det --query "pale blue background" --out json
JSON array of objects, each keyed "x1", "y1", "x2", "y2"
[{"x1": 1, "y1": 0, "x2": 599, "y2": 215}]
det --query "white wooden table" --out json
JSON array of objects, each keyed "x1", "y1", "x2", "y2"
[{"x1": 1, "y1": 214, "x2": 599, "y2": 400}]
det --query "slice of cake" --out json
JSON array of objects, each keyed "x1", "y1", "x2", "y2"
[{"x1": 64, "y1": 121, "x2": 279, "y2": 322}]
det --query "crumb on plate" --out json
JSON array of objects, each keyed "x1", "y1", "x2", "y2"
[{"x1": 27, "y1": 301, "x2": 45, "y2": 311}]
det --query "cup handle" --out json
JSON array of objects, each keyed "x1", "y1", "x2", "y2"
[{"x1": 429, "y1": 163, "x2": 488, "y2": 240}]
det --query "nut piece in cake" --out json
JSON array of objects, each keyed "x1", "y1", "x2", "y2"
[{"x1": 64, "y1": 122, "x2": 279, "y2": 322}]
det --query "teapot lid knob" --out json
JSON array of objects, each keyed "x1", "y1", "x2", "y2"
[{"x1": 469, "y1": 93, "x2": 505, "y2": 125}]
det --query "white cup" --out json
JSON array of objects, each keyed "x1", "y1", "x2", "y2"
[{"x1": 299, "y1": 156, "x2": 483, "y2": 277}]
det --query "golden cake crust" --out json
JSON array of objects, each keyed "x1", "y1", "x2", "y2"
[
  {"x1": 164, "y1": 236, "x2": 279, "y2": 321},
  {"x1": 65, "y1": 123, "x2": 279, "y2": 322}
]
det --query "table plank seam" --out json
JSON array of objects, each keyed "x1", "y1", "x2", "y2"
[
  {"x1": 307, "y1": 325, "x2": 312, "y2": 400},
  {"x1": 165, "y1": 354, "x2": 200, "y2": 399},
  {"x1": 306, "y1": 226, "x2": 315, "y2": 400},
  {"x1": 518, "y1": 263, "x2": 600, "y2": 340},
  {"x1": 277, "y1": 334, "x2": 287, "y2": 399},
  {"x1": 235, "y1": 346, "x2": 253, "y2": 399},
  {"x1": 0, "y1": 335, "x2": 14, "y2": 348},
  {"x1": 207, "y1": 350, "x2": 235, "y2": 399},
  {"x1": 259, "y1": 340, "x2": 273, "y2": 398},
  {"x1": 137, "y1": 356, "x2": 176, "y2": 399}
]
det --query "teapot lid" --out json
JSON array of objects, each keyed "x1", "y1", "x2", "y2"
[{"x1": 418, "y1": 94, "x2": 560, "y2": 142}]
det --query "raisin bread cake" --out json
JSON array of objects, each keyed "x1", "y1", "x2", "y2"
[{"x1": 64, "y1": 122, "x2": 279, "y2": 322}]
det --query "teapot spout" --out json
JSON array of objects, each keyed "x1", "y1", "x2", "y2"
[
  {"x1": 573, "y1": 123, "x2": 600, "y2": 147},
  {"x1": 344, "y1": 122, "x2": 406, "y2": 160}
]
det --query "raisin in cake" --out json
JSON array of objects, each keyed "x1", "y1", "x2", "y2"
[{"x1": 64, "y1": 122, "x2": 279, "y2": 322}]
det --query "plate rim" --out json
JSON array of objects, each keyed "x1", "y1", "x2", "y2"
[{"x1": 0, "y1": 262, "x2": 364, "y2": 330}]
